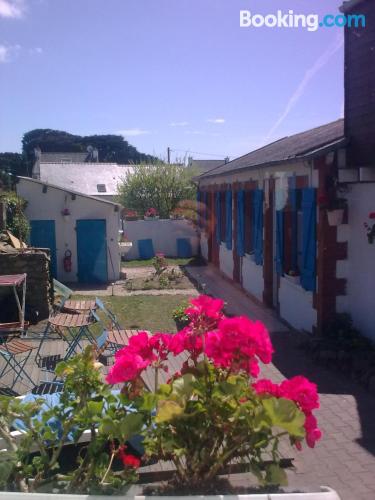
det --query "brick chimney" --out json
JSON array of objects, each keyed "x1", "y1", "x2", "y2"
[{"x1": 342, "y1": 0, "x2": 375, "y2": 167}]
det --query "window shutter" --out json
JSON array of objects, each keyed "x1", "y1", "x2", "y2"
[
  {"x1": 225, "y1": 190, "x2": 233, "y2": 250},
  {"x1": 236, "y1": 190, "x2": 245, "y2": 256},
  {"x1": 289, "y1": 188, "x2": 298, "y2": 271},
  {"x1": 252, "y1": 189, "x2": 264, "y2": 265},
  {"x1": 276, "y1": 210, "x2": 284, "y2": 275},
  {"x1": 301, "y1": 188, "x2": 317, "y2": 292},
  {"x1": 215, "y1": 192, "x2": 221, "y2": 243}
]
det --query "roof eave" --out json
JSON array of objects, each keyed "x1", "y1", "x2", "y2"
[
  {"x1": 198, "y1": 137, "x2": 346, "y2": 182},
  {"x1": 17, "y1": 176, "x2": 122, "y2": 208}
]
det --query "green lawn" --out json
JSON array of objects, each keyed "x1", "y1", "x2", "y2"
[
  {"x1": 122, "y1": 257, "x2": 196, "y2": 268},
  {"x1": 73, "y1": 294, "x2": 191, "y2": 333}
]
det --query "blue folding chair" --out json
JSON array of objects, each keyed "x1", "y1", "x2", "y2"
[{"x1": 94, "y1": 298, "x2": 130, "y2": 351}]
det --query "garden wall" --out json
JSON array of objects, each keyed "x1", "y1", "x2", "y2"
[
  {"x1": 0, "y1": 249, "x2": 52, "y2": 322},
  {"x1": 339, "y1": 183, "x2": 375, "y2": 342},
  {"x1": 123, "y1": 219, "x2": 199, "y2": 260}
]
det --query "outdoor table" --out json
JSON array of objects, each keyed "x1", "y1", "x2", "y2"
[
  {"x1": 62, "y1": 299, "x2": 97, "y2": 314},
  {"x1": 36, "y1": 312, "x2": 97, "y2": 368}
]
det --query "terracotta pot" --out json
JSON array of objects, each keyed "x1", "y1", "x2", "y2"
[{"x1": 327, "y1": 209, "x2": 344, "y2": 226}]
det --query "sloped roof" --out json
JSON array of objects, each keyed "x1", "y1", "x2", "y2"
[
  {"x1": 199, "y1": 119, "x2": 345, "y2": 179},
  {"x1": 38, "y1": 163, "x2": 134, "y2": 196},
  {"x1": 40, "y1": 152, "x2": 89, "y2": 163},
  {"x1": 189, "y1": 159, "x2": 226, "y2": 173},
  {"x1": 18, "y1": 176, "x2": 120, "y2": 207}
]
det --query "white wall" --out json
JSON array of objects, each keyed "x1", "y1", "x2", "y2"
[
  {"x1": 123, "y1": 219, "x2": 199, "y2": 260},
  {"x1": 241, "y1": 255, "x2": 264, "y2": 302},
  {"x1": 17, "y1": 179, "x2": 121, "y2": 282},
  {"x1": 219, "y1": 244, "x2": 234, "y2": 279},
  {"x1": 343, "y1": 183, "x2": 375, "y2": 341},
  {"x1": 200, "y1": 233, "x2": 209, "y2": 261},
  {"x1": 279, "y1": 277, "x2": 317, "y2": 332}
]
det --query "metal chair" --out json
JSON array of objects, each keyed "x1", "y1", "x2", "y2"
[
  {"x1": 0, "y1": 338, "x2": 36, "y2": 390},
  {"x1": 94, "y1": 297, "x2": 130, "y2": 348}
]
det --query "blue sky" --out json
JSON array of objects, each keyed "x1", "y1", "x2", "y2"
[{"x1": 0, "y1": 0, "x2": 345, "y2": 162}]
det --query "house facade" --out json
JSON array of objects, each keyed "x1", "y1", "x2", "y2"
[
  {"x1": 197, "y1": 0, "x2": 375, "y2": 341},
  {"x1": 17, "y1": 177, "x2": 122, "y2": 284}
]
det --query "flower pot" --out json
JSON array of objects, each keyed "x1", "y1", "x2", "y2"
[
  {"x1": 327, "y1": 209, "x2": 344, "y2": 227},
  {"x1": 125, "y1": 216, "x2": 138, "y2": 221},
  {"x1": 63, "y1": 214, "x2": 70, "y2": 222},
  {"x1": 144, "y1": 216, "x2": 160, "y2": 221},
  {"x1": 119, "y1": 241, "x2": 133, "y2": 254},
  {"x1": 0, "y1": 486, "x2": 342, "y2": 499}
]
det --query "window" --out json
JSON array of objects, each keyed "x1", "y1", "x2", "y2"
[{"x1": 97, "y1": 184, "x2": 107, "y2": 193}]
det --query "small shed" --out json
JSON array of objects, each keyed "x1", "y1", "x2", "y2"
[{"x1": 17, "y1": 177, "x2": 121, "y2": 284}]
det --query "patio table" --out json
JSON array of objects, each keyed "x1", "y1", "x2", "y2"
[
  {"x1": 0, "y1": 273, "x2": 28, "y2": 338},
  {"x1": 36, "y1": 312, "x2": 97, "y2": 368}
]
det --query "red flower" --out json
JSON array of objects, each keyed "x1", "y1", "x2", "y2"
[
  {"x1": 117, "y1": 445, "x2": 141, "y2": 469},
  {"x1": 369, "y1": 212, "x2": 375, "y2": 219}
]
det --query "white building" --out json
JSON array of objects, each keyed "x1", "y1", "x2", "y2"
[{"x1": 17, "y1": 177, "x2": 122, "y2": 284}]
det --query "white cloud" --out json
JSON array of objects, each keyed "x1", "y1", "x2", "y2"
[
  {"x1": 117, "y1": 128, "x2": 150, "y2": 137},
  {"x1": 169, "y1": 121, "x2": 188, "y2": 127},
  {"x1": 265, "y1": 33, "x2": 344, "y2": 142},
  {"x1": 29, "y1": 47, "x2": 43, "y2": 55},
  {"x1": 185, "y1": 130, "x2": 206, "y2": 136},
  {"x1": 0, "y1": 0, "x2": 25, "y2": 18},
  {"x1": 207, "y1": 118, "x2": 225, "y2": 124},
  {"x1": 0, "y1": 43, "x2": 20, "y2": 63}
]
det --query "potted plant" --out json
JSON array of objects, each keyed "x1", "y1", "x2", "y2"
[
  {"x1": 144, "y1": 208, "x2": 159, "y2": 220},
  {"x1": 170, "y1": 208, "x2": 185, "y2": 220},
  {"x1": 172, "y1": 302, "x2": 190, "y2": 329},
  {"x1": 105, "y1": 296, "x2": 328, "y2": 497},
  {"x1": 123, "y1": 209, "x2": 139, "y2": 221},
  {"x1": 61, "y1": 208, "x2": 70, "y2": 222},
  {"x1": 364, "y1": 212, "x2": 375, "y2": 244},
  {"x1": 319, "y1": 195, "x2": 347, "y2": 226}
]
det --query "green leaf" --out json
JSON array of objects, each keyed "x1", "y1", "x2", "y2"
[
  {"x1": 120, "y1": 413, "x2": 144, "y2": 438},
  {"x1": 262, "y1": 397, "x2": 305, "y2": 438},
  {"x1": 87, "y1": 400, "x2": 104, "y2": 416},
  {"x1": 155, "y1": 400, "x2": 184, "y2": 423},
  {"x1": 170, "y1": 374, "x2": 195, "y2": 399},
  {"x1": 140, "y1": 392, "x2": 157, "y2": 411},
  {"x1": 265, "y1": 463, "x2": 288, "y2": 486}
]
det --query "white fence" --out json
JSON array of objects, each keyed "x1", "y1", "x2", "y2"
[{"x1": 123, "y1": 219, "x2": 200, "y2": 260}]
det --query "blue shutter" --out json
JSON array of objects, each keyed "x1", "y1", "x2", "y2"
[
  {"x1": 236, "y1": 190, "x2": 245, "y2": 257},
  {"x1": 275, "y1": 210, "x2": 284, "y2": 275},
  {"x1": 289, "y1": 188, "x2": 298, "y2": 271},
  {"x1": 215, "y1": 192, "x2": 221, "y2": 243},
  {"x1": 301, "y1": 188, "x2": 317, "y2": 292},
  {"x1": 252, "y1": 189, "x2": 264, "y2": 265},
  {"x1": 225, "y1": 189, "x2": 232, "y2": 250}
]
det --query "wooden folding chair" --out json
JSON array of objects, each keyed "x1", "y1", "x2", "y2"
[{"x1": 94, "y1": 297, "x2": 130, "y2": 348}]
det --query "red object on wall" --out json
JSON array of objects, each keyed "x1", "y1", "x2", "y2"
[{"x1": 63, "y1": 250, "x2": 72, "y2": 273}]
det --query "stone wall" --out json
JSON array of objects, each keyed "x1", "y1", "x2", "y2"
[{"x1": 0, "y1": 249, "x2": 52, "y2": 322}]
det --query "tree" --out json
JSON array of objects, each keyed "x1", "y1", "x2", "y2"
[
  {"x1": 117, "y1": 164, "x2": 198, "y2": 218},
  {"x1": 21, "y1": 129, "x2": 159, "y2": 168},
  {"x1": 0, "y1": 153, "x2": 29, "y2": 178},
  {"x1": 0, "y1": 192, "x2": 30, "y2": 241}
]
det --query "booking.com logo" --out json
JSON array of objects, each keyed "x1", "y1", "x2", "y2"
[{"x1": 240, "y1": 10, "x2": 366, "y2": 32}]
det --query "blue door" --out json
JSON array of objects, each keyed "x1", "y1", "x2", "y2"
[
  {"x1": 76, "y1": 219, "x2": 108, "y2": 283},
  {"x1": 30, "y1": 220, "x2": 57, "y2": 278}
]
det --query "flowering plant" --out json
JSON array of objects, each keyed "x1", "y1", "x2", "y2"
[
  {"x1": 152, "y1": 252, "x2": 168, "y2": 276},
  {"x1": 123, "y1": 209, "x2": 138, "y2": 219},
  {"x1": 144, "y1": 207, "x2": 158, "y2": 217},
  {"x1": 106, "y1": 295, "x2": 322, "y2": 491},
  {"x1": 61, "y1": 208, "x2": 70, "y2": 216}
]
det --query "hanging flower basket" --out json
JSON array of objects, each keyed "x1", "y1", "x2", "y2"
[
  {"x1": 327, "y1": 209, "x2": 344, "y2": 227},
  {"x1": 61, "y1": 208, "x2": 71, "y2": 222}
]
